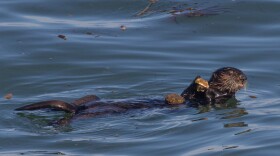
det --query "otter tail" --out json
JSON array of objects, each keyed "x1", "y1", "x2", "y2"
[{"x1": 15, "y1": 100, "x2": 77, "y2": 114}]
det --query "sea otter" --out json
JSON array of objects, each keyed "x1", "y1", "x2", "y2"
[
  {"x1": 181, "y1": 67, "x2": 247, "y2": 103},
  {"x1": 15, "y1": 67, "x2": 247, "y2": 125}
]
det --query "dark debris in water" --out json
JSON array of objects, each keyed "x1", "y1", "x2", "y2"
[
  {"x1": 235, "y1": 129, "x2": 252, "y2": 135},
  {"x1": 57, "y1": 34, "x2": 67, "y2": 40},
  {"x1": 120, "y1": 25, "x2": 127, "y2": 31},
  {"x1": 85, "y1": 32, "x2": 101, "y2": 38},
  {"x1": 136, "y1": 0, "x2": 158, "y2": 16},
  {"x1": 223, "y1": 145, "x2": 239, "y2": 150},
  {"x1": 135, "y1": 0, "x2": 228, "y2": 19},
  {"x1": 249, "y1": 95, "x2": 257, "y2": 98},
  {"x1": 207, "y1": 147, "x2": 215, "y2": 151},
  {"x1": 169, "y1": 5, "x2": 228, "y2": 17},
  {"x1": 85, "y1": 32, "x2": 93, "y2": 35},
  {"x1": 19, "y1": 151, "x2": 66, "y2": 155}
]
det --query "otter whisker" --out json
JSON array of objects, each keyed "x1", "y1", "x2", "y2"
[{"x1": 244, "y1": 82, "x2": 247, "y2": 91}]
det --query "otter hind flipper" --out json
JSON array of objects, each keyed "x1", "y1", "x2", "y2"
[
  {"x1": 72, "y1": 95, "x2": 100, "y2": 106},
  {"x1": 15, "y1": 100, "x2": 76, "y2": 114}
]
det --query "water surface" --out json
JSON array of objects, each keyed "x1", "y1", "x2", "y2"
[{"x1": 1, "y1": 0, "x2": 280, "y2": 155}]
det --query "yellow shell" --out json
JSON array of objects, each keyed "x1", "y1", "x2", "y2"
[{"x1": 195, "y1": 77, "x2": 209, "y2": 92}]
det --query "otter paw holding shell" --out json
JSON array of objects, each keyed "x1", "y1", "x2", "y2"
[{"x1": 195, "y1": 77, "x2": 209, "y2": 92}]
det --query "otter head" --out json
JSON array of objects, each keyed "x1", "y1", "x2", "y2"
[{"x1": 206, "y1": 67, "x2": 247, "y2": 100}]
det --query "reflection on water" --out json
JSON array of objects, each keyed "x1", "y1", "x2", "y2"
[
  {"x1": 220, "y1": 108, "x2": 248, "y2": 119},
  {"x1": 16, "y1": 96, "x2": 249, "y2": 133},
  {"x1": 224, "y1": 122, "x2": 248, "y2": 128}
]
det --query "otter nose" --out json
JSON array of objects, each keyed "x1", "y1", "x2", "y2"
[{"x1": 239, "y1": 81, "x2": 247, "y2": 90}]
